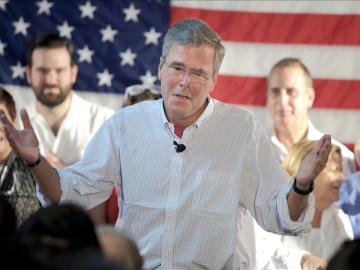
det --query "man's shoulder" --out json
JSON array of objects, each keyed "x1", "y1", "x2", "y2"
[
  {"x1": 72, "y1": 93, "x2": 115, "y2": 117},
  {"x1": 212, "y1": 99, "x2": 255, "y2": 122},
  {"x1": 308, "y1": 121, "x2": 354, "y2": 159}
]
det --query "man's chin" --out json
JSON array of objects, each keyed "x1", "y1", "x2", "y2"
[{"x1": 37, "y1": 97, "x2": 64, "y2": 108}]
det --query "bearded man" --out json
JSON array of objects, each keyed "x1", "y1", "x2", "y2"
[{"x1": 25, "y1": 33, "x2": 114, "y2": 168}]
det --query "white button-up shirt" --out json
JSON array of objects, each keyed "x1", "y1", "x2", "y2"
[
  {"x1": 27, "y1": 93, "x2": 114, "y2": 166},
  {"x1": 269, "y1": 121, "x2": 355, "y2": 177},
  {"x1": 41, "y1": 98, "x2": 314, "y2": 270}
]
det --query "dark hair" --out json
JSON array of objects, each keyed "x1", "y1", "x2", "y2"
[
  {"x1": 26, "y1": 32, "x2": 75, "y2": 67},
  {"x1": 0, "y1": 87, "x2": 16, "y2": 121},
  {"x1": 327, "y1": 240, "x2": 360, "y2": 270},
  {"x1": 18, "y1": 204, "x2": 100, "y2": 268}
]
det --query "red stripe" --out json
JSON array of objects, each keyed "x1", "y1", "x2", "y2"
[
  {"x1": 211, "y1": 75, "x2": 360, "y2": 109},
  {"x1": 170, "y1": 6, "x2": 360, "y2": 45}
]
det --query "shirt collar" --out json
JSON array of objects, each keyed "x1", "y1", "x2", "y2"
[{"x1": 161, "y1": 97, "x2": 214, "y2": 128}]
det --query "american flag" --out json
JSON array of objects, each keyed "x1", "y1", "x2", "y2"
[{"x1": 1, "y1": 0, "x2": 360, "y2": 149}]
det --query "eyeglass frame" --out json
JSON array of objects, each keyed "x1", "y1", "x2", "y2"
[{"x1": 161, "y1": 58, "x2": 211, "y2": 85}]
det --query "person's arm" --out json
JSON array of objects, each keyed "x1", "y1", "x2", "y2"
[
  {"x1": 287, "y1": 135, "x2": 331, "y2": 221},
  {"x1": 0, "y1": 109, "x2": 62, "y2": 203}
]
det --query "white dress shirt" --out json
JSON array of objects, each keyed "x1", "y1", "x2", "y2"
[
  {"x1": 39, "y1": 98, "x2": 314, "y2": 270},
  {"x1": 253, "y1": 121, "x2": 355, "y2": 269},
  {"x1": 269, "y1": 121, "x2": 355, "y2": 177},
  {"x1": 27, "y1": 93, "x2": 114, "y2": 166}
]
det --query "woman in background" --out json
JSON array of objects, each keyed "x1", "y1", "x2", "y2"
[
  {"x1": 0, "y1": 87, "x2": 40, "y2": 227},
  {"x1": 281, "y1": 140, "x2": 353, "y2": 261}
]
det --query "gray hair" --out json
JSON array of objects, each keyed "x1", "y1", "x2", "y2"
[
  {"x1": 269, "y1": 57, "x2": 313, "y2": 88},
  {"x1": 161, "y1": 18, "x2": 225, "y2": 78}
]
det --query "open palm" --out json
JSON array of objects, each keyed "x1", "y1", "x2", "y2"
[{"x1": 0, "y1": 109, "x2": 39, "y2": 163}]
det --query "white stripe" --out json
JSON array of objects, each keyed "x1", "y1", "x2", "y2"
[
  {"x1": 240, "y1": 105, "x2": 360, "y2": 144},
  {"x1": 171, "y1": 0, "x2": 360, "y2": 14},
  {"x1": 5, "y1": 85, "x2": 358, "y2": 144},
  {"x1": 220, "y1": 42, "x2": 360, "y2": 80}
]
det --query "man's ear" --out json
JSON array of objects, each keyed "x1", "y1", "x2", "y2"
[
  {"x1": 71, "y1": 64, "x2": 79, "y2": 84},
  {"x1": 157, "y1": 57, "x2": 164, "y2": 81},
  {"x1": 25, "y1": 66, "x2": 32, "y2": 85},
  {"x1": 307, "y1": 87, "x2": 315, "y2": 108}
]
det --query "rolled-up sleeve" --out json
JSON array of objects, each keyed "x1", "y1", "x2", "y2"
[
  {"x1": 242, "y1": 117, "x2": 314, "y2": 235},
  {"x1": 37, "y1": 115, "x2": 121, "y2": 209}
]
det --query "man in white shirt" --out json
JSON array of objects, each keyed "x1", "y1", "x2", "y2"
[
  {"x1": 25, "y1": 33, "x2": 114, "y2": 168},
  {"x1": 1, "y1": 19, "x2": 331, "y2": 270},
  {"x1": 253, "y1": 58, "x2": 356, "y2": 270},
  {"x1": 266, "y1": 57, "x2": 355, "y2": 176}
]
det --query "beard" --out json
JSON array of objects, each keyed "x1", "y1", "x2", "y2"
[{"x1": 33, "y1": 84, "x2": 72, "y2": 108}]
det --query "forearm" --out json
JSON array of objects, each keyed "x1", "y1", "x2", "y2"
[
  {"x1": 30, "y1": 155, "x2": 62, "y2": 204},
  {"x1": 287, "y1": 180, "x2": 309, "y2": 221},
  {"x1": 287, "y1": 189, "x2": 309, "y2": 221}
]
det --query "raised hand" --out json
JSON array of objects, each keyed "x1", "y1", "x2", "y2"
[
  {"x1": 0, "y1": 108, "x2": 40, "y2": 163},
  {"x1": 296, "y1": 134, "x2": 332, "y2": 188}
]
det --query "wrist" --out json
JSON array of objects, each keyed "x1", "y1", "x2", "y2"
[
  {"x1": 27, "y1": 153, "x2": 42, "y2": 168},
  {"x1": 292, "y1": 178, "x2": 314, "y2": 195}
]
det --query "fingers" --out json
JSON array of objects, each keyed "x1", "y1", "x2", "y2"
[{"x1": 20, "y1": 109, "x2": 34, "y2": 130}]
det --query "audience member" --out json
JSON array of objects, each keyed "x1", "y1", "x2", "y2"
[
  {"x1": 122, "y1": 84, "x2": 161, "y2": 107},
  {"x1": 25, "y1": 32, "x2": 114, "y2": 168},
  {"x1": 266, "y1": 57, "x2": 355, "y2": 176},
  {"x1": 52, "y1": 248, "x2": 130, "y2": 270},
  {"x1": 97, "y1": 225, "x2": 143, "y2": 270},
  {"x1": 17, "y1": 203, "x2": 101, "y2": 268},
  {"x1": 281, "y1": 141, "x2": 353, "y2": 261},
  {"x1": 1, "y1": 19, "x2": 331, "y2": 269},
  {"x1": 0, "y1": 195, "x2": 17, "y2": 268},
  {"x1": 0, "y1": 87, "x2": 40, "y2": 227},
  {"x1": 251, "y1": 57, "x2": 356, "y2": 269},
  {"x1": 339, "y1": 137, "x2": 360, "y2": 239},
  {"x1": 24, "y1": 32, "x2": 114, "y2": 224},
  {"x1": 327, "y1": 239, "x2": 360, "y2": 270}
]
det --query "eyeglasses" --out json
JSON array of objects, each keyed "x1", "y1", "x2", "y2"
[{"x1": 163, "y1": 60, "x2": 210, "y2": 85}]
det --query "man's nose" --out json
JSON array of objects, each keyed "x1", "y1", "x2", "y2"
[
  {"x1": 45, "y1": 71, "x2": 57, "y2": 84},
  {"x1": 279, "y1": 89, "x2": 289, "y2": 104},
  {"x1": 178, "y1": 71, "x2": 191, "y2": 87}
]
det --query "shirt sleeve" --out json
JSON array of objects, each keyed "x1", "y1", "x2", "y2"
[
  {"x1": 37, "y1": 116, "x2": 120, "y2": 209},
  {"x1": 241, "y1": 117, "x2": 314, "y2": 235}
]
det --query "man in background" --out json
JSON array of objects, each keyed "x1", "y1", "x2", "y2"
[
  {"x1": 25, "y1": 33, "x2": 114, "y2": 168},
  {"x1": 266, "y1": 57, "x2": 355, "y2": 176}
]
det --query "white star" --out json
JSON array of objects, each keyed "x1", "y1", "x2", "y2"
[
  {"x1": 77, "y1": 45, "x2": 94, "y2": 63},
  {"x1": 143, "y1": 27, "x2": 161, "y2": 45},
  {"x1": 79, "y1": 1, "x2": 97, "y2": 19},
  {"x1": 0, "y1": 0, "x2": 9, "y2": 11},
  {"x1": 139, "y1": 70, "x2": 157, "y2": 86},
  {"x1": 10, "y1": 62, "x2": 25, "y2": 79},
  {"x1": 57, "y1": 21, "x2": 74, "y2": 39},
  {"x1": 97, "y1": 69, "x2": 113, "y2": 87},
  {"x1": 36, "y1": 0, "x2": 53, "y2": 15},
  {"x1": 0, "y1": 39, "x2": 6, "y2": 55},
  {"x1": 122, "y1": 3, "x2": 141, "y2": 23},
  {"x1": 119, "y1": 48, "x2": 137, "y2": 66},
  {"x1": 100, "y1": 25, "x2": 117, "y2": 42},
  {"x1": 13, "y1": 17, "x2": 30, "y2": 36}
]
